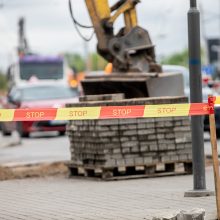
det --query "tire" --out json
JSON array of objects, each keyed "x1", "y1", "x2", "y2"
[
  {"x1": 58, "y1": 131, "x2": 66, "y2": 136},
  {"x1": 216, "y1": 129, "x2": 220, "y2": 139},
  {"x1": 1, "y1": 123, "x2": 12, "y2": 136},
  {"x1": 21, "y1": 132, "x2": 30, "y2": 138},
  {"x1": 16, "y1": 122, "x2": 29, "y2": 138},
  {"x1": 2, "y1": 130, "x2": 12, "y2": 136}
]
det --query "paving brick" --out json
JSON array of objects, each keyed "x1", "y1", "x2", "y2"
[
  {"x1": 134, "y1": 157, "x2": 144, "y2": 165},
  {"x1": 137, "y1": 118, "x2": 154, "y2": 123},
  {"x1": 157, "y1": 134, "x2": 165, "y2": 139},
  {"x1": 119, "y1": 119, "x2": 137, "y2": 125},
  {"x1": 164, "y1": 121, "x2": 173, "y2": 127},
  {"x1": 167, "y1": 144, "x2": 176, "y2": 150},
  {"x1": 175, "y1": 137, "x2": 191, "y2": 144},
  {"x1": 148, "y1": 135, "x2": 157, "y2": 140},
  {"x1": 99, "y1": 131, "x2": 118, "y2": 137},
  {"x1": 68, "y1": 97, "x2": 192, "y2": 170},
  {"x1": 166, "y1": 133, "x2": 175, "y2": 139},
  {"x1": 174, "y1": 121, "x2": 182, "y2": 126},
  {"x1": 123, "y1": 130, "x2": 137, "y2": 136},
  {"x1": 125, "y1": 158, "x2": 135, "y2": 166},
  {"x1": 161, "y1": 155, "x2": 171, "y2": 162},
  {"x1": 131, "y1": 146, "x2": 140, "y2": 153},
  {"x1": 140, "y1": 145, "x2": 148, "y2": 152},
  {"x1": 122, "y1": 148, "x2": 130, "y2": 154},
  {"x1": 170, "y1": 155, "x2": 179, "y2": 161},
  {"x1": 138, "y1": 129, "x2": 155, "y2": 135},
  {"x1": 121, "y1": 141, "x2": 139, "y2": 148},
  {"x1": 149, "y1": 144, "x2": 158, "y2": 151},
  {"x1": 120, "y1": 137, "x2": 130, "y2": 142},
  {"x1": 144, "y1": 157, "x2": 153, "y2": 164},
  {"x1": 119, "y1": 125, "x2": 137, "y2": 130},
  {"x1": 178, "y1": 154, "x2": 188, "y2": 160},
  {"x1": 174, "y1": 127, "x2": 191, "y2": 132},
  {"x1": 158, "y1": 144, "x2": 168, "y2": 150},
  {"x1": 116, "y1": 159, "x2": 125, "y2": 166},
  {"x1": 97, "y1": 119, "x2": 119, "y2": 126},
  {"x1": 158, "y1": 139, "x2": 175, "y2": 144},
  {"x1": 113, "y1": 148, "x2": 121, "y2": 154},
  {"x1": 176, "y1": 144, "x2": 185, "y2": 149}
]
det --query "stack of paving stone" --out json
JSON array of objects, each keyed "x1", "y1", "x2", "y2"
[{"x1": 67, "y1": 96, "x2": 192, "y2": 171}]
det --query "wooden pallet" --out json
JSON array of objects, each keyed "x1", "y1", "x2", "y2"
[{"x1": 67, "y1": 161, "x2": 192, "y2": 181}]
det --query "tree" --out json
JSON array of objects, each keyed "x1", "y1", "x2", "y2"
[
  {"x1": 160, "y1": 48, "x2": 205, "y2": 67},
  {"x1": 89, "y1": 53, "x2": 107, "y2": 71},
  {"x1": 64, "y1": 53, "x2": 86, "y2": 72},
  {"x1": 0, "y1": 70, "x2": 7, "y2": 92},
  {"x1": 65, "y1": 52, "x2": 107, "y2": 72},
  {"x1": 161, "y1": 49, "x2": 189, "y2": 67}
]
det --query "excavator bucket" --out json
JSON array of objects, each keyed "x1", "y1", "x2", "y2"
[{"x1": 81, "y1": 72, "x2": 184, "y2": 99}]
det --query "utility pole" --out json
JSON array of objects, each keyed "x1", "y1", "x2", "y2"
[
  {"x1": 17, "y1": 17, "x2": 30, "y2": 56},
  {"x1": 0, "y1": 0, "x2": 3, "y2": 8},
  {"x1": 184, "y1": 0, "x2": 214, "y2": 197},
  {"x1": 84, "y1": 40, "x2": 90, "y2": 72}
]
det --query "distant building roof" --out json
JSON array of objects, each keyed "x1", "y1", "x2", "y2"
[{"x1": 19, "y1": 55, "x2": 63, "y2": 63}]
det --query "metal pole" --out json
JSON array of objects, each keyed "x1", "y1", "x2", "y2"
[
  {"x1": 190, "y1": 0, "x2": 197, "y2": 7},
  {"x1": 185, "y1": 0, "x2": 214, "y2": 197}
]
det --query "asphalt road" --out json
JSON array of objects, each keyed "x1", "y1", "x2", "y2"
[{"x1": 0, "y1": 131, "x2": 70, "y2": 166}]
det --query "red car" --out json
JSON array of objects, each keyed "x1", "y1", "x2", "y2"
[{"x1": 1, "y1": 83, "x2": 79, "y2": 137}]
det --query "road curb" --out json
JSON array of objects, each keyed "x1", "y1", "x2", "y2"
[
  {"x1": 0, "y1": 161, "x2": 69, "y2": 181},
  {"x1": 0, "y1": 132, "x2": 22, "y2": 148}
]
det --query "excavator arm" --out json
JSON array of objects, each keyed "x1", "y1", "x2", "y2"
[
  {"x1": 84, "y1": 0, "x2": 162, "y2": 73},
  {"x1": 80, "y1": 1, "x2": 183, "y2": 99}
]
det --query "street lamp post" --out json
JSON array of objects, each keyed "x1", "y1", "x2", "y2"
[{"x1": 184, "y1": 0, "x2": 214, "y2": 197}]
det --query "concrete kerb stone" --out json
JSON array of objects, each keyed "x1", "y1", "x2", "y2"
[
  {"x1": 152, "y1": 208, "x2": 205, "y2": 220},
  {"x1": 184, "y1": 190, "x2": 215, "y2": 197}
]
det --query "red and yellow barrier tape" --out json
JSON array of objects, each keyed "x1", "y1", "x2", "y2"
[
  {"x1": 215, "y1": 96, "x2": 220, "y2": 105},
  {"x1": 0, "y1": 95, "x2": 219, "y2": 122},
  {"x1": 0, "y1": 102, "x2": 213, "y2": 122}
]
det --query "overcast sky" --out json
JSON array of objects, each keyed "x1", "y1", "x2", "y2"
[{"x1": 0, "y1": 0, "x2": 219, "y2": 71}]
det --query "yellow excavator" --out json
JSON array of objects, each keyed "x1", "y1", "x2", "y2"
[
  {"x1": 69, "y1": 0, "x2": 184, "y2": 98},
  {"x1": 84, "y1": 0, "x2": 162, "y2": 73}
]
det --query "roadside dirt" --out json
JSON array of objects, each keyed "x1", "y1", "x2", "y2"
[
  {"x1": 0, "y1": 158, "x2": 215, "y2": 181},
  {"x1": 0, "y1": 162, "x2": 69, "y2": 181}
]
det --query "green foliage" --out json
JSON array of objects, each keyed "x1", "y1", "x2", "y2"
[
  {"x1": 89, "y1": 53, "x2": 107, "y2": 71},
  {"x1": 161, "y1": 49, "x2": 188, "y2": 67},
  {"x1": 0, "y1": 71, "x2": 7, "y2": 92},
  {"x1": 64, "y1": 53, "x2": 86, "y2": 72},
  {"x1": 161, "y1": 48, "x2": 206, "y2": 67},
  {"x1": 64, "y1": 52, "x2": 107, "y2": 72}
]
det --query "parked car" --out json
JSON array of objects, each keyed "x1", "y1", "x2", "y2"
[
  {"x1": 162, "y1": 65, "x2": 220, "y2": 136},
  {"x1": 1, "y1": 83, "x2": 79, "y2": 137}
]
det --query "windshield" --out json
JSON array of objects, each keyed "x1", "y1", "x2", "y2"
[
  {"x1": 19, "y1": 62, "x2": 64, "y2": 80},
  {"x1": 20, "y1": 86, "x2": 78, "y2": 101}
]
